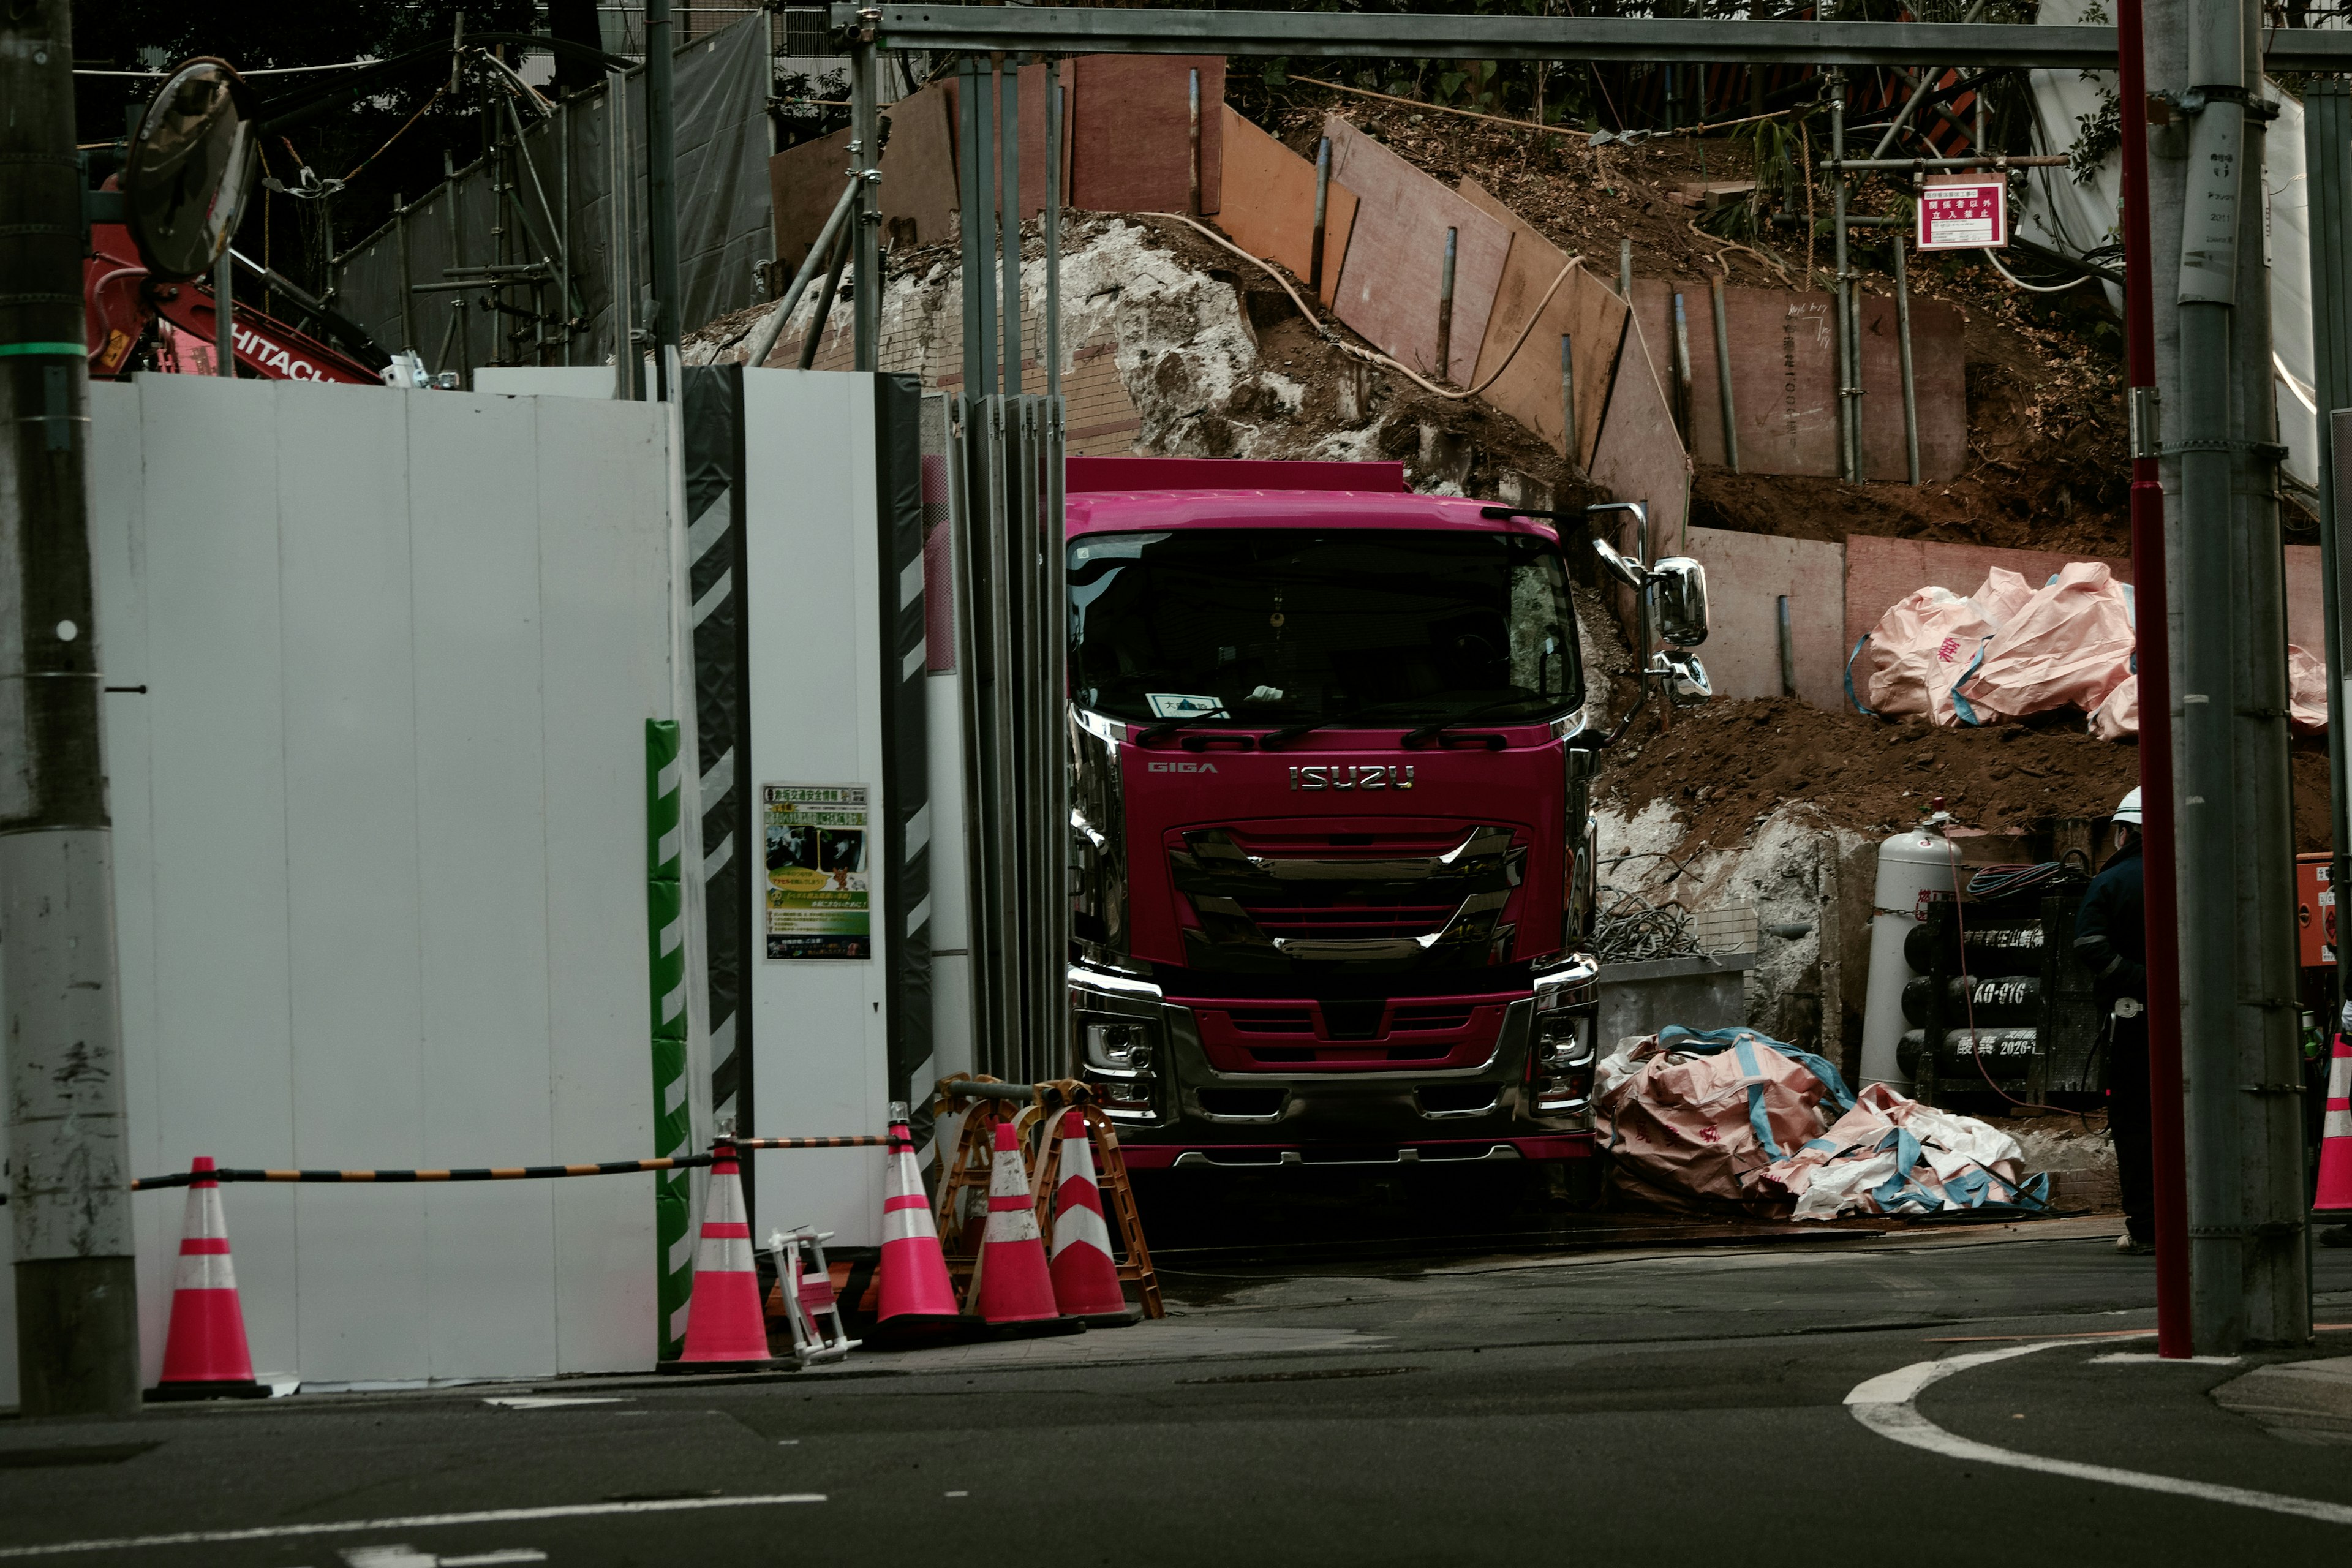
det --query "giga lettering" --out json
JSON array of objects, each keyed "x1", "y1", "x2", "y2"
[
  {"x1": 231, "y1": 324, "x2": 326, "y2": 381},
  {"x1": 1289, "y1": 764, "x2": 1415, "y2": 791}
]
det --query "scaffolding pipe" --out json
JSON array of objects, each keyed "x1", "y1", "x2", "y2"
[
  {"x1": 1830, "y1": 69, "x2": 1856, "y2": 482},
  {"x1": 1046, "y1": 61, "x2": 1063, "y2": 401},
  {"x1": 851, "y1": 26, "x2": 880, "y2": 371},
  {"x1": 739, "y1": 176, "x2": 859, "y2": 371},
  {"x1": 1893, "y1": 230, "x2": 1919, "y2": 485},
  {"x1": 999, "y1": 59, "x2": 1021, "y2": 394},
  {"x1": 1310, "y1": 137, "x2": 1331, "y2": 296},
  {"x1": 1436, "y1": 227, "x2": 1457, "y2": 382}
]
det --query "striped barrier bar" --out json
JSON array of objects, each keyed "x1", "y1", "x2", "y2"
[
  {"x1": 131, "y1": 1155, "x2": 717, "y2": 1191},
  {"x1": 733, "y1": 1136, "x2": 895, "y2": 1150}
]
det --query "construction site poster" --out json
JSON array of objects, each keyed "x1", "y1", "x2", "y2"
[{"x1": 763, "y1": 783, "x2": 870, "y2": 960}]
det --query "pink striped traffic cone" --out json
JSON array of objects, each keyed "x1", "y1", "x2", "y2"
[
  {"x1": 149, "y1": 1157, "x2": 268, "y2": 1401},
  {"x1": 662, "y1": 1143, "x2": 780, "y2": 1371},
  {"x1": 973, "y1": 1120, "x2": 1060, "y2": 1325},
  {"x1": 877, "y1": 1103, "x2": 959, "y2": 1324},
  {"x1": 2316, "y1": 1034, "x2": 2352, "y2": 1216},
  {"x1": 1048, "y1": 1112, "x2": 1130, "y2": 1321}
]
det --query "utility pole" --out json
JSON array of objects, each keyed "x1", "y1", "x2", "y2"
[
  {"x1": 1, "y1": 0, "x2": 142, "y2": 1415},
  {"x1": 2150, "y1": 0, "x2": 2310, "y2": 1352}
]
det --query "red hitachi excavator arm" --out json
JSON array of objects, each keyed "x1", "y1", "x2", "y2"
[{"x1": 85, "y1": 222, "x2": 383, "y2": 385}]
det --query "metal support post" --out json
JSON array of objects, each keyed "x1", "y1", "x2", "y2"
[
  {"x1": 1436, "y1": 227, "x2": 1457, "y2": 382},
  {"x1": 1893, "y1": 230, "x2": 1920, "y2": 485},
  {"x1": 2305, "y1": 80, "x2": 2352, "y2": 1031},
  {"x1": 646, "y1": 0, "x2": 680, "y2": 398},
  {"x1": 214, "y1": 247, "x2": 235, "y2": 375},
  {"x1": 1310, "y1": 137, "x2": 1331, "y2": 298},
  {"x1": 396, "y1": 195, "x2": 417, "y2": 351},
  {"x1": 998, "y1": 58, "x2": 1021, "y2": 393},
  {"x1": 1709, "y1": 277, "x2": 1739, "y2": 472},
  {"x1": 1670, "y1": 290, "x2": 1692, "y2": 442},
  {"x1": 851, "y1": 17, "x2": 881, "y2": 372},
  {"x1": 1, "y1": 0, "x2": 141, "y2": 1418},
  {"x1": 1188, "y1": 67, "x2": 1202, "y2": 216},
  {"x1": 607, "y1": 68, "x2": 639, "y2": 398},
  {"x1": 1046, "y1": 61, "x2": 1063, "y2": 401},
  {"x1": 1560, "y1": 332, "x2": 1577, "y2": 466},
  {"x1": 1618, "y1": 237, "x2": 1632, "y2": 300},
  {"x1": 957, "y1": 55, "x2": 996, "y2": 399},
  {"x1": 1830, "y1": 69, "x2": 1857, "y2": 482}
]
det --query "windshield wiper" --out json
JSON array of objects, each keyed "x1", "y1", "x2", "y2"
[
  {"x1": 1401, "y1": 697, "x2": 1545, "y2": 750},
  {"x1": 1135, "y1": 714, "x2": 1237, "y2": 747}
]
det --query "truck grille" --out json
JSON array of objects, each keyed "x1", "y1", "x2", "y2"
[
  {"x1": 1169, "y1": 823, "x2": 1526, "y2": 971},
  {"x1": 1186, "y1": 996, "x2": 1513, "y2": 1072}
]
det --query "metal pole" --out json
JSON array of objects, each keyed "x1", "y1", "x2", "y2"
[
  {"x1": 1830, "y1": 69, "x2": 1856, "y2": 482},
  {"x1": 450, "y1": 150, "x2": 474, "y2": 390},
  {"x1": 798, "y1": 224, "x2": 851, "y2": 368},
  {"x1": 2304, "y1": 81, "x2": 2352, "y2": 1044},
  {"x1": 396, "y1": 195, "x2": 417, "y2": 351},
  {"x1": 1777, "y1": 595, "x2": 1796, "y2": 696},
  {"x1": 214, "y1": 247, "x2": 236, "y2": 375},
  {"x1": 851, "y1": 16, "x2": 881, "y2": 372},
  {"x1": 606, "y1": 70, "x2": 638, "y2": 398},
  {"x1": 2117, "y1": 0, "x2": 2191, "y2": 1359},
  {"x1": 1436, "y1": 227, "x2": 1457, "y2": 382},
  {"x1": 1560, "y1": 331, "x2": 1577, "y2": 466},
  {"x1": 559, "y1": 104, "x2": 571, "y2": 366},
  {"x1": 1310, "y1": 136, "x2": 1330, "y2": 298},
  {"x1": 956, "y1": 57, "x2": 989, "y2": 398},
  {"x1": 1, "y1": 0, "x2": 141, "y2": 1418},
  {"x1": 1188, "y1": 67, "x2": 1202, "y2": 216},
  {"x1": 645, "y1": 0, "x2": 680, "y2": 399},
  {"x1": 1046, "y1": 63, "x2": 1063, "y2": 402},
  {"x1": 1893, "y1": 230, "x2": 1919, "y2": 485},
  {"x1": 999, "y1": 58, "x2": 1021, "y2": 394},
  {"x1": 741, "y1": 176, "x2": 860, "y2": 371},
  {"x1": 1618, "y1": 237, "x2": 1632, "y2": 300},
  {"x1": 1709, "y1": 276, "x2": 1738, "y2": 472}
]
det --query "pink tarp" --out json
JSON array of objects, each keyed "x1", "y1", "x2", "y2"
[
  {"x1": 1951, "y1": 561, "x2": 2135, "y2": 725},
  {"x1": 1847, "y1": 567, "x2": 2029, "y2": 726},
  {"x1": 2087, "y1": 645, "x2": 2328, "y2": 738}
]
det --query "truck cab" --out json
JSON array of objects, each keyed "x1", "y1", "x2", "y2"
[{"x1": 1061, "y1": 458, "x2": 1610, "y2": 1172}]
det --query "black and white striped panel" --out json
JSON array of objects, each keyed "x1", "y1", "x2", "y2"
[
  {"x1": 684, "y1": 367, "x2": 753, "y2": 1140},
  {"x1": 874, "y1": 374, "x2": 936, "y2": 1156}
]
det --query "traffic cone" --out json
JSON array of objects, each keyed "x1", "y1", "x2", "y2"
[
  {"x1": 661, "y1": 1143, "x2": 780, "y2": 1372},
  {"x1": 876, "y1": 1103, "x2": 959, "y2": 1325},
  {"x1": 1047, "y1": 1111, "x2": 1131, "y2": 1323},
  {"x1": 973, "y1": 1120, "x2": 1061, "y2": 1325},
  {"x1": 149, "y1": 1157, "x2": 268, "y2": 1401},
  {"x1": 2316, "y1": 1034, "x2": 2352, "y2": 1216}
]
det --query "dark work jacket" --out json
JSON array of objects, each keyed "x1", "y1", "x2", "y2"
[{"x1": 2073, "y1": 839, "x2": 2147, "y2": 1008}]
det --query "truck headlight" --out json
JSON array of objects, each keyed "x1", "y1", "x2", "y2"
[{"x1": 1084, "y1": 1019, "x2": 1156, "y2": 1073}]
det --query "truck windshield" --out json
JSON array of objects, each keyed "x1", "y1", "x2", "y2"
[{"x1": 1068, "y1": 527, "x2": 1582, "y2": 728}]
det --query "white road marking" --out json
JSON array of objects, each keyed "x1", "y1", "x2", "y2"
[
  {"x1": 1847, "y1": 1343, "x2": 2352, "y2": 1525},
  {"x1": 943, "y1": 1491, "x2": 968, "y2": 1499},
  {"x1": 440, "y1": 1553, "x2": 548, "y2": 1566},
  {"x1": 480, "y1": 1398, "x2": 627, "y2": 1410},
  {"x1": 337, "y1": 1549, "x2": 545, "y2": 1568},
  {"x1": 2088, "y1": 1352, "x2": 2242, "y2": 1366},
  {"x1": 0, "y1": 1495, "x2": 824, "y2": 1559}
]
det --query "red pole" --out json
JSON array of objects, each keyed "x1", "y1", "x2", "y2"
[{"x1": 2115, "y1": 0, "x2": 2193, "y2": 1360}]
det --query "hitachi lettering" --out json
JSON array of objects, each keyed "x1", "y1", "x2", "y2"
[
  {"x1": 230, "y1": 323, "x2": 326, "y2": 382},
  {"x1": 1289, "y1": 764, "x2": 1415, "y2": 791},
  {"x1": 1146, "y1": 760, "x2": 1219, "y2": 774}
]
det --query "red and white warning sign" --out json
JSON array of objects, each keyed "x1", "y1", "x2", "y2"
[{"x1": 1916, "y1": 175, "x2": 2007, "y2": 251}]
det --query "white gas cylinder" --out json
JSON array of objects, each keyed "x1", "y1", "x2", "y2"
[{"x1": 1857, "y1": 817, "x2": 1959, "y2": 1090}]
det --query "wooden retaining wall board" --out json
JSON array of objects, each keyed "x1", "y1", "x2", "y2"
[
  {"x1": 1668, "y1": 527, "x2": 1849, "y2": 710},
  {"x1": 1211, "y1": 106, "x2": 1359, "y2": 308},
  {"x1": 939, "y1": 63, "x2": 1075, "y2": 224},
  {"x1": 1630, "y1": 280, "x2": 1966, "y2": 483},
  {"x1": 1458, "y1": 176, "x2": 1628, "y2": 469},
  {"x1": 1324, "y1": 118, "x2": 1511, "y2": 386},
  {"x1": 1586, "y1": 304, "x2": 1690, "y2": 545},
  {"x1": 769, "y1": 89, "x2": 970, "y2": 269},
  {"x1": 1069, "y1": 56, "x2": 1224, "y2": 216}
]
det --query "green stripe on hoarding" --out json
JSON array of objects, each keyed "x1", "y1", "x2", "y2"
[
  {"x1": 645, "y1": 720, "x2": 692, "y2": 1361},
  {"x1": 0, "y1": 342, "x2": 91, "y2": 357}
]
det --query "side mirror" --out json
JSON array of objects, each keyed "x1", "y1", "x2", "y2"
[
  {"x1": 1591, "y1": 537, "x2": 1646, "y2": 590},
  {"x1": 1651, "y1": 557, "x2": 1709, "y2": 647},
  {"x1": 1652, "y1": 648, "x2": 1712, "y2": 706}
]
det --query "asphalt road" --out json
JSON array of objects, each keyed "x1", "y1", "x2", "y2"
[{"x1": 6, "y1": 1215, "x2": 2352, "y2": 1567}]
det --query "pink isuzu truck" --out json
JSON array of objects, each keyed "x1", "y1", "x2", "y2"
[{"x1": 1059, "y1": 456, "x2": 1711, "y2": 1173}]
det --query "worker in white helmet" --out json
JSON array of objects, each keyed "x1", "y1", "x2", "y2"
[{"x1": 2075, "y1": 787, "x2": 2150, "y2": 1254}]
